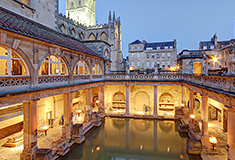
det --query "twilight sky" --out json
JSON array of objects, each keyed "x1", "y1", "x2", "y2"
[{"x1": 59, "y1": 0, "x2": 235, "y2": 58}]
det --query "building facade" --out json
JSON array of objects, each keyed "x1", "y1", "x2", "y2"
[{"x1": 128, "y1": 39, "x2": 177, "y2": 73}]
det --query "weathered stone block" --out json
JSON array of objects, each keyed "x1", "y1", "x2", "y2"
[
  {"x1": 71, "y1": 124, "x2": 85, "y2": 144},
  {"x1": 35, "y1": 148, "x2": 52, "y2": 160}
]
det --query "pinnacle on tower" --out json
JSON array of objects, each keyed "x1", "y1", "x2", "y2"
[
  {"x1": 109, "y1": 11, "x2": 111, "y2": 24},
  {"x1": 113, "y1": 11, "x2": 116, "y2": 22}
]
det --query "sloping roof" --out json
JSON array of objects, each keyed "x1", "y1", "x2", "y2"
[
  {"x1": 144, "y1": 41, "x2": 175, "y2": 50},
  {"x1": 0, "y1": 7, "x2": 102, "y2": 58},
  {"x1": 130, "y1": 39, "x2": 142, "y2": 44}
]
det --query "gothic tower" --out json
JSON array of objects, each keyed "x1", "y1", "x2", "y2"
[{"x1": 66, "y1": 0, "x2": 95, "y2": 26}]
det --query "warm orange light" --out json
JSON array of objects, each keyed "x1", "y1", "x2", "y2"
[
  {"x1": 129, "y1": 66, "x2": 134, "y2": 71},
  {"x1": 42, "y1": 126, "x2": 49, "y2": 130},
  {"x1": 96, "y1": 146, "x2": 101, "y2": 151},
  {"x1": 189, "y1": 114, "x2": 196, "y2": 119},
  {"x1": 213, "y1": 57, "x2": 218, "y2": 62},
  {"x1": 170, "y1": 67, "x2": 176, "y2": 71},
  {"x1": 95, "y1": 100, "x2": 100, "y2": 104},
  {"x1": 77, "y1": 110, "x2": 82, "y2": 113},
  {"x1": 209, "y1": 136, "x2": 218, "y2": 145},
  {"x1": 181, "y1": 103, "x2": 185, "y2": 107}
]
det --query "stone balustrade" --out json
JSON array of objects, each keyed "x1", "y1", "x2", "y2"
[{"x1": 1, "y1": 74, "x2": 235, "y2": 95}]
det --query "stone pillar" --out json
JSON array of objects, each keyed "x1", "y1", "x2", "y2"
[
  {"x1": 62, "y1": 92, "x2": 73, "y2": 140},
  {"x1": 126, "y1": 119, "x2": 129, "y2": 148},
  {"x1": 154, "y1": 121, "x2": 158, "y2": 151},
  {"x1": 84, "y1": 88, "x2": 92, "y2": 123},
  {"x1": 71, "y1": 124, "x2": 85, "y2": 144},
  {"x1": 20, "y1": 100, "x2": 39, "y2": 160},
  {"x1": 189, "y1": 89, "x2": 194, "y2": 114},
  {"x1": 153, "y1": 85, "x2": 158, "y2": 117},
  {"x1": 201, "y1": 95, "x2": 208, "y2": 135},
  {"x1": 228, "y1": 110, "x2": 235, "y2": 160},
  {"x1": 98, "y1": 85, "x2": 105, "y2": 115},
  {"x1": 125, "y1": 85, "x2": 130, "y2": 115}
]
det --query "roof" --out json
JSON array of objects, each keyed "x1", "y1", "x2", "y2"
[
  {"x1": 177, "y1": 49, "x2": 204, "y2": 60},
  {"x1": 0, "y1": 7, "x2": 102, "y2": 58},
  {"x1": 144, "y1": 41, "x2": 175, "y2": 50},
  {"x1": 200, "y1": 40, "x2": 230, "y2": 49},
  {"x1": 129, "y1": 39, "x2": 142, "y2": 45}
]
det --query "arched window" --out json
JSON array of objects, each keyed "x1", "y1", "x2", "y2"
[
  {"x1": 104, "y1": 49, "x2": 109, "y2": 58},
  {"x1": 92, "y1": 63, "x2": 102, "y2": 75},
  {"x1": 21, "y1": 0, "x2": 30, "y2": 5},
  {"x1": 88, "y1": 33, "x2": 95, "y2": 40},
  {"x1": 0, "y1": 47, "x2": 28, "y2": 76},
  {"x1": 74, "y1": 60, "x2": 89, "y2": 75},
  {"x1": 39, "y1": 55, "x2": 68, "y2": 75},
  {"x1": 60, "y1": 24, "x2": 67, "y2": 34},
  {"x1": 100, "y1": 32, "x2": 108, "y2": 43},
  {"x1": 71, "y1": 28, "x2": 76, "y2": 38},
  {"x1": 80, "y1": 32, "x2": 85, "y2": 41}
]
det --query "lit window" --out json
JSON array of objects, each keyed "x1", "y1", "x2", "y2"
[
  {"x1": 0, "y1": 47, "x2": 28, "y2": 76},
  {"x1": 137, "y1": 53, "x2": 140, "y2": 58},
  {"x1": 146, "y1": 47, "x2": 153, "y2": 50},
  {"x1": 131, "y1": 53, "x2": 134, "y2": 58},
  {"x1": 162, "y1": 53, "x2": 165, "y2": 58},
  {"x1": 21, "y1": 0, "x2": 30, "y2": 5},
  {"x1": 137, "y1": 61, "x2": 140, "y2": 67},
  {"x1": 157, "y1": 47, "x2": 160, "y2": 50},
  {"x1": 164, "y1": 46, "x2": 168, "y2": 49},
  {"x1": 170, "y1": 46, "x2": 173, "y2": 49},
  {"x1": 74, "y1": 60, "x2": 89, "y2": 75},
  {"x1": 210, "y1": 45, "x2": 214, "y2": 49},
  {"x1": 167, "y1": 61, "x2": 171, "y2": 68},
  {"x1": 39, "y1": 55, "x2": 68, "y2": 75},
  {"x1": 156, "y1": 53, "x2": 160, "y2": 59},
  {"x1": 92, "y1": 63, "x2": 102, "y2": 75},
  {"x1": 137, "y1": 46, "x2": 140, "y2": 50}
]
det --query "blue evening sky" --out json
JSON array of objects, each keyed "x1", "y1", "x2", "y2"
[{"x1": 59, "y1": 0, "x2": 235, "y2": 58}]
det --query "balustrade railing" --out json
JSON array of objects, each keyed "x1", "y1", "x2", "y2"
[
  {"x1": 38, "y1": 76, "x2": 69, "y2": 84},
  {"x1": 0, "y1": 76, "x2": 30, "y2": 88},
  {"x1": 73, "y1": 75, "x2": 90, "y2": 81}
]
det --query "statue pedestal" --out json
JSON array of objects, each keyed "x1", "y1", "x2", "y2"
[
  {"x1": 72, "y1": 124, "x2": 85, "y2": 144},
  {"x1": 92, "y1": 112, "x2": 101, "y2": 127}
]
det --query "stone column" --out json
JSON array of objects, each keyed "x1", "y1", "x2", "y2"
[
  {"x1": 98, "y1": 85, "x2": 105, "y2": 115},
  {"x1": 62, "y1": 92, "x2": 73, "y2": 140},
  {"x1": 125, "y1": 85, "x2": 130, "y2": 115},
  {"x1": 189, "y1": 89, "x2": 194, "y2": 114},
  {"x1": 20, "y1": 100, "x2": 39, "y2": 160},
  {"x1": 154, "y1": 121, "x2": 158, "y2": 151},
  {"x1": 228, "y1": 109, "x2": 235, "y2": 160},
  {"x1": 201, "y1": 95, "x2": 208, "y2": 135},
  {"x1": 84, "y1": 88, "x2": 92, "y2": 123},
  {"x1": 153, "y1": 85, "x2": 158, "y2": 117},
  {"x1": 126, "y1": 119, "x2": 129, "y2": 148}
]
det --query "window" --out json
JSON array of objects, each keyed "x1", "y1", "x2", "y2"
[
  {"x1": 137, "y1": 53, "x2": 140, "y2": 58},
  {"x1": 131, "y1": 53, "x2": 134, "y2": 58},
  {"x1": 131, "y1": 46, "x2": 135, "y2": 51},
  {"x1": 170, "y1": 46, "x2": 173, "y2": 49},
  {"x1": 146, "y1": 62, "x2": 150, "y2": 69},
  {"x1": 21, "y1": 0, "x2": 30, "y2": 5},
  {"x1": 137, "y1": 46, "x2": 140, "y2": 50},
  {"x1": 164, "y1": 46, "x2": 168, "y2": 49},
  {"x1": 156, "y1": 53, "x2": 160, "y2": 59},
  {"x1": 157, "y1": 47, "x2": 160, "y2": 50},
  {"x1": 39, "y1": 55, "x2": 68, "y2": 75},
  {"x1": 0, "y1": 47, "x2": 28, "y2": 76},
  {"x1": 203, "y1": 46, "x2": 207, "y2": 50},
  {"x1": 131, "y1": 61, "x2": 134, "y2": 67},
  {"x1": 137, "y1": 61, "x2": 140, "y2": 67},
  {"x1": 167, "y1": 53, "x2": 171, "y2": 58},
  {"x1": 157, "y1": 62, "x2": 160, "y2": 68},
  {"x1": 210, "y1": 45, "x2": 214, "y2": 49},
  {"x1": 92, "y1": 63, "x2": 102, "y2": 75},
  {"x1": 162, "y1": 53, "x2": 165, "y2": 58},
  {"x1": 74, "y1": 60, "x2": 89, "y2": 75},
  {"x1": 162, "y1": 61, "x2": 165, "y2": 68},
  {"x1": 146, "y1": 47, "x2": 153, "y2": 50},
  {"x1": 147, "y1": 53, "x2": 150, "y2": 59},
  {"x1": 152, "y1": 62, "x2": 155, "y2": 69},
  {"x1": 167, "y1": 61, "x2": 171, "y2": 68},
  {"x1": 152, "y1": 54, "x2": 155, "y2": 59}
]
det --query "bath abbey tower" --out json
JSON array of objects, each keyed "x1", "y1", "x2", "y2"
[{"x1": 60, "y1": 0, "x2": 123, "y2": 72}]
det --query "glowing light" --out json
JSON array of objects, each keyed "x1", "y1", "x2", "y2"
[
  {"x1": 189, "y1": 114, "x2": 196, "y2": 119},
  {"x1": 129, "y1": 66, "x2": 134, "y2": 71},
  {"x1": 180, "y1": 154, "x2": 184, "y2": 159},
  {"x1": 213, "y1": 57, "x2": 218, "y2": 62},
  {"x1": 96, "y1": 146, "x2": 101, "y2": 151},
  {"x1": 95, "y1": 100, "x2": 100, "y2": 104},
  {"x1": 181, "y1": 103, "x2": 185, "y2": 107},
  {"x1": 42, "y1": 126, "x2": 49, "y2": 130},
  {"x1": 170, "y1": 67, "x2": 176, "y2": 71},
  {"x1": 140, "y1": 145, "x2": 143, "y2": 150},
  {"x1": 209, "y1": 136, "x2": 218, "y2": 145}
]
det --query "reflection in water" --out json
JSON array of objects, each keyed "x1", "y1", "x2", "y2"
[{"x1": 61, "y1": 117, "x2": 201, "y2": 160}]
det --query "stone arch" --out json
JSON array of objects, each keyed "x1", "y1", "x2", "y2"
[
  {"x1": 80, "y1": 32, "x2": 85, "y2": 41},
  {"x1": 113, "y1": 92, "x2": 125, "y2": 102},
  {"x1": 100, "y1": 32, "x2": 108, "y2": 43},
  {"x1": 0, "y1": 44, "x2": 32, "y2": 77},
  {"x1": 60, "y1": 24, "x2": 67, "y2": 34},
  {"x1": 133, "y1": 91, "x2": 150, "y2": 113},
  {"x1": 71, "y1": 28, "x2": 76, "y2": 38},
  {"x1": 38, "y1": 53, "x2": 70, "y2": 76},
  {"x1": 104, "y1": 49, "x2": 109, "y2": 58},
  {"x1": 73, "y1": 59, "x2": 90, "y2": 75},
  {"x1": 159, "y1": 93, "x2": 174, "y2": 103},
  {"x1": 88, "y1": 33, "x2": 96, "y2": 40},
  {"x1": 92, "y1": 62, "x2": 102, "y2": 75}
]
